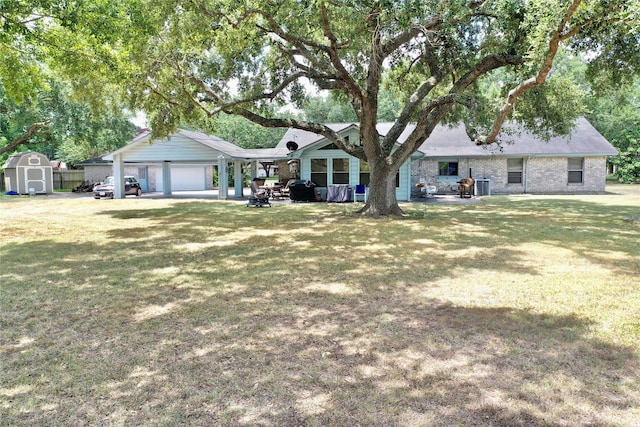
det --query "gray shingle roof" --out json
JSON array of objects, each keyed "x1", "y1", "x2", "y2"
[
  {"x1": 87, "y1": 117, "x2": 616, "y2": 165},
  {"x1": 3, "y1": 151, "x2": 50, "y2": 169},
  {"x1": 276, "y1": 118, "x2": 617, "y2": 158},
  {"x1": 418, "y1": 117, "x2": 618, "y2": 157}
]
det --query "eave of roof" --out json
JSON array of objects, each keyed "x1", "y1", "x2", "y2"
[
  {"x1": 276, "y1": 117, "x2": 616, "y2": 159},
  {"x1": 100, "y1": 129, "x2": 287, "y2": 161}
]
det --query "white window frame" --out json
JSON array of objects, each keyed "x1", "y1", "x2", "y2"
[
  {"x1": 507, "y1": 158, "x2": 524, "y2": 184},
  {"x1": 568, "y1": 157, "x2": 584, "y2": 184}
]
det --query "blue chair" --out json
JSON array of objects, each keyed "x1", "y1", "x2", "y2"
[{"x1": 354, "y1": 184, "x2": 366, "y2": 202}]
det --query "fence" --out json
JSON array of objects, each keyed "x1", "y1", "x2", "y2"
[
  {"x1": 52, "y1": 170, "x2": 85, "y2": 190},
  {"x1": 0, "y1": 170, "x2": 86, "y2": 192}
]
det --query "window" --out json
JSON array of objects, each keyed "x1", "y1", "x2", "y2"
[
  {"x1": 311, "y1": 159, "x2": 327, "y2": 187},
  {"x1": 319, "y1": 136, "x2": 348, "y2": 150},
  {"x1": 332, "y1": 158, "x2": 349, "y2": 184},
  {"x1": 507, "y1": 158, "x2": 523, "y2": 184},
  {"x1": 438, "y1": 161, "x2": 458, "y2": 176},
  {"x1": 568, "y1": 158, "x2": 584, "y2": 183},
  {"x1": 359, "y1": 160, "x2": 370, "y2": 186},
  {"x1": 359, "y1": 160, "x2": 400, "y2": 187}
]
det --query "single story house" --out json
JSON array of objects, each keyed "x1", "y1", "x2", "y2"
[
  {"x1": 84, "y1": 118, "x2": 616, "y2": 199},
  {"x1": 274, "y1": 117, "x2": 618, "y2": 199},
  {"x1": 275, "y1": 123, "x2": 420, "y2": 201},
  {"x1": 411, "y1": 117, "x2": 618, "y2": 196}
]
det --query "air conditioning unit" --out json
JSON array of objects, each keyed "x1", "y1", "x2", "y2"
[{"x1": 475, "y1": 179, "x2": 490, "y2": 196}]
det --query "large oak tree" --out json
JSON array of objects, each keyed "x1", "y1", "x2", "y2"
[{"x1": 120, "y1": 0, "x2": 637, "y2": 215}]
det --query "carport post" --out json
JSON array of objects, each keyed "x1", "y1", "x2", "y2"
[
  {"x1": 218, "y1": 155, "x2": 228, "y2": 200},
  {"x1": 233, "y1": 161, "x2": 243, "y2": 198},
  {"x1": 250, "y1": 161, "x2": 258, "y2": 180},
  {"x1": 162, "y1": 161, "x2": 172, "y2": 196},
  {"x1": 113, "y1": 153, "x2": 124, "y2": 199}
]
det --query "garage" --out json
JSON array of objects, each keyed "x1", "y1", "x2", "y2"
[
  {"x1": 102, "y1": 129, "x2": 288, "y2": 199},
  {"x1": 170, "y1": 166, "x2": 208, "y2": 191}
]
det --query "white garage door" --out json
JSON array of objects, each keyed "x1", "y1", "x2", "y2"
[{"x1": 171, "y1": 166, "x2": 206, "y2": 190}]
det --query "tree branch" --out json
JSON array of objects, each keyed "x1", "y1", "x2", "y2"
[
  {"x1": 319, "y1": 4, "x2": 363, "y2": 107},
  {"x1": 186, "y1": 71, "x2": 306, "y2": 115},
  {"x1": 478, "y1": 0, "x2": 583, "y2": 145},
  {"x1": 0, "y1": 121, "x2": 50, "y2": 156},
  {"x1": 235, "y1": 109, "x2": 364, "y2": 158}
]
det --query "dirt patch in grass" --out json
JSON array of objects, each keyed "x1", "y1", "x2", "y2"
[{"x1": 1, "y1": 188, "x2": 639, "y2": 425}]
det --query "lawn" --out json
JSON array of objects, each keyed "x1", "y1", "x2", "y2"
[{"x1": 1, "y1": 185, "x2": 639, "y2": 426}]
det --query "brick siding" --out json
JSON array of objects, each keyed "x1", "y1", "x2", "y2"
[{"x1": 411, "y1": 156, "x2": 608, "y2": 196}]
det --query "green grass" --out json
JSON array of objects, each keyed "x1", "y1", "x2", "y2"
[{"x1": 1, "y1": 185, "x2": 639, "y2": 426}]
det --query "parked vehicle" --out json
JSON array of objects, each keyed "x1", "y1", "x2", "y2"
[{"x1": 93, "y1": 176, "x2": 142, "y2": 199}]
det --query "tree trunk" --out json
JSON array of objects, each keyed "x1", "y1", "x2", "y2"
[{"x1": 359, "y1": 160, "x2": 404, "y2": 217}]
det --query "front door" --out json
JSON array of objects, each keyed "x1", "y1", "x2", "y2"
[{"x1": 137, "y1": 166, "x2": 149, "y2": 191}]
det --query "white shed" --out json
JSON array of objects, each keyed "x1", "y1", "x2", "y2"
[{"x1": 3, "y1": 151, "x2": 54, "y2": 194}]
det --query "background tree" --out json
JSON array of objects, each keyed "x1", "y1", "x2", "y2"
[
  {"x1": 198, "y1": 114, "x2": 286, "y2": 149},
  {"x1": 301, "y1": 90, "x2": 402, "y2": 123},
  {"x1": 610, "y1": 137, "x2": 640, "y2": 183},
  {"x1": 585, "y1": 80, "x2": 640, "y2": 182},
  {"x1": 0, "y1": 78, "x2": 136, "y2": 167},
  {"x1": 116, "y1": 0, "x2": 637, "y2": 216},
  {"x1": 0, "y1": 0, "x2": 139, "y2": 162}
]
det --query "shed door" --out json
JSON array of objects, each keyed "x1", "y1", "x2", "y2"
[{"x1": 25, "y1": 167, "x2": 46, "y2": 193}]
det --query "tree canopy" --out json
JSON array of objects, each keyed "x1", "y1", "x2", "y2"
[
  {"x1": 0, "y1": 78, "x2": 137, "y2": 166},
  {"x1": 587, "y1": 80, "x2": 640, "y2": 183}
]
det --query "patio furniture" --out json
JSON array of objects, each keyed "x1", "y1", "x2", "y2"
[
  {"x1": 457, "y1": 178, "x2": 475, "y2": 198},
  {"x1": 270, "y1": 182, "x2": 285, "y2": 199},
  {"x1": 248, "y1": 181, "x2": 271, "y2": 207},
  {"x1": 354, "y1": 184, "x2": 367, "y2": 202},
  {"x1": 327, "y1": 184, "x2": 352, "y2": 202},
  {"x1": 280, "y1": 179, "x2": 296, "y2": 198},
  {"x1": 289, "y1": 180, "x2": 317, "y2": 202}
]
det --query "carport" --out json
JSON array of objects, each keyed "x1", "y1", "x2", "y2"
[{"x1": 103, "y1": 129, "x2": 288, "y2": 199}]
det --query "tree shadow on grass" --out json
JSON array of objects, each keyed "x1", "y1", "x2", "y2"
[
  {"x1": 2, "y1": 198, "x2": 639, "y2": 425},
  {"x1": 64, "y1": 292, "x2": 638, "y2": 426},
  {"x1": 3, "y1": 236, "x2": 638, "y2": 426}
]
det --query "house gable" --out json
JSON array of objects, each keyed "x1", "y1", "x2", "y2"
[
  {"x1": 104, "y1": 131, "x2": 235, "y2": 162},
  {"x1": 283, "y1": 125, "x2": 414, "y2": 201}
]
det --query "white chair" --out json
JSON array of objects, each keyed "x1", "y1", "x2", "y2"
[{"x1": 354, "y1": 184, "x2": 367, "y2": 202}]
